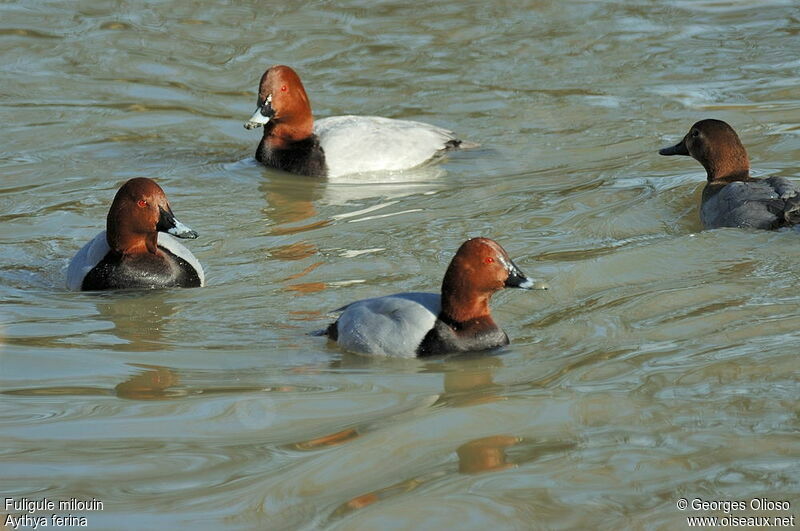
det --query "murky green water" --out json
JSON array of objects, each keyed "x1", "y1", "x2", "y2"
[{"x1": 2, "y1": 0, "x2": 799, "y2": 529}]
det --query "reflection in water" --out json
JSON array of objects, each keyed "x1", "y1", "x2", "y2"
[
  {"x1": 442, "y1": 360, "x2": 521, "y2": 474},
  {"x1": 259, "y1": 176, "x2": 330, "y2": 296},
  {"x1": 2, "y1": 386, "x2": 111, "y2": 398},
  {"x1": 289, "y1": 427, "x2": 360, "y2": 451},
  {"x1": 114, "y1": 364, "x2": 183, "y2": 400},
  {"x1": 332, "y1": 432, "x2": 570, "y2": 518},
  {"x1": 282, "y1": 262, "x2": 327, "y2": 294},
  {"x1": 435, "y1": 355, "x2": 505, "y2": 407},
  {"x1": 269, "y1": 241, "x2": 318, "y2": 261},
  {"x1": 319, "y1": 355, "x2": 578, "y2": 523},
  {"x1": 327, "y1": 356, "x2": 525, "y2": 518},
  {"x1": 457, "y1": 435, "x2": 520, "y2": 474},
  {"x1": 287, "y1": 309, "x2": 325, "y2": 322},
  {"x1": 318, "y1": 166, "x2": 445, "y2": 205},
  {"x1": 3, "y1": 364, "x2": 302, "y2": 403},
  {"x1": 284, "y1": 282, "x2": 327, "y2": 294},
  {"x1": 257, "y1": 166, "x2": 448, "y2": 297},
  {"x1": 262, "y1": 183, "x2": 320, "y2": 228},
  {"x1": 267, "y1": 219, "x2": 332, "y2": 237},
  {"x1": 331, "y1": 430, "x2": 575, "y2": 521},
  {"x1": 92, "y1": 292, "x2": 178, "y2": 352},
  {"x1": 337, "y1": 480, "x2": 423, "y2": 516},
  {"x1": 2, "y1": 364, "x2": 183, "y2": 400},
  {"x1": 259, "y1": 174, "x2": 323, "y2": 229}
]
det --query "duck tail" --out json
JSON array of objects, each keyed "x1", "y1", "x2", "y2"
[
  {"x1": 310, "y1": 321, "x2": 338, "y2": 339},
  {"x1": 447, "y1": 138, "x2": 480, "y2": 150}
]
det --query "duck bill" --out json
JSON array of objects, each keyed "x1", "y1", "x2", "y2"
[
  {"x1": 504, "y1": 260, "x2": 536, "y2": 290},
  {"x1": 244, "y1": 102, "x2": 275, "y2": 130},
  {"x1": 659, "y1": 139, "x2": 689, "y2": 156},
  {"x1": 244, "y1": 107, "x2": 269, "y2": 130},
  {"x1": 157, "y1": 207, "x2": 198, "y2": 239}
]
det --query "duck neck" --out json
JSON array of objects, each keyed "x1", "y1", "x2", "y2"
[
  {"x1": 705, "y1": 166, "x2": 750, "y2": 183},
  {"x1": 264, "y1": 115, "x2": 314, "y2": 149},
  {"x1": 703, "y1": 148, "x2": 750, "y2": 183},
  {"x1": 440, "y1": 286, "x2": 497, "y2": 332},
  {"x1": 107, "y1": 229, "x2": 159, "y2": 256}
]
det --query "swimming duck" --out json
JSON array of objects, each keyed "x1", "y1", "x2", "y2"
[
  {"x1": 67, "y1": 178, "x2": 204, "y2": 291},
  {"x1": 323, "y1": 238, "x2": 544, "y2": 357},
  {"x1": 244, "y1": 65, "x2": 474, "y2": 178},
  {"x1": 660, "y1": 119, "x2": 800, "y2": 230}
]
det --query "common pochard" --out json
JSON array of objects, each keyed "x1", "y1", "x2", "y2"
[
  {"x1": 67, "y1": 178, "x2": 204, "y2": 291},
  {"x1": 660, "y1": 119, "x2": 800, "y2": 230},
  {"x1": 244, "y1": 65, "x2": 475, "y2": 178},
  {"x1": 323, "y1": 238, "x2": 546, "y2": 357}
]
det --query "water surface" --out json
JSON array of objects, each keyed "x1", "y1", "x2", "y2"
[{"x1": 1, "y1": 0, "x2": 799, "y2": 529}]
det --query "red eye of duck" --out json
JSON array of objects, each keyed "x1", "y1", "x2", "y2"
[
  {"x1": 485, "y1": 257, "x2": 494, "y2": 264},
  {"x1": 137, "y1": 200, "x2": 147, "y2": 208},
  {"x1": 281, "y1": 85, "x2": 288, "y2": 92}
]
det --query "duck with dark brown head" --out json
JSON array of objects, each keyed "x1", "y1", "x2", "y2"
[
  {"x1": 67, "y1": 178, "x2": 204, "y2": 291},
  {"x1": 660, "y1": 119, "x2": 800, "y2": 230},
  {"x1": 244, "y1": 65, "x2": 476, "y2": 178},
  {"x1": 323, "y1": 238, "x2": 547, "y2": 358}
]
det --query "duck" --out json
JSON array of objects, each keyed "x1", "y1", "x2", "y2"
[
  {"x1": 243, "y1": 65, "x2": 475, "y2": 178},
  {"x1": 659, "y1": 119, "x2": 800, "y2": 230},
  {"x1": 322, "y1": 238, "x2": 546, "y2": 357},
  {"x1": 67, "y1": 177, "x2": 204, "y2": 291}
]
